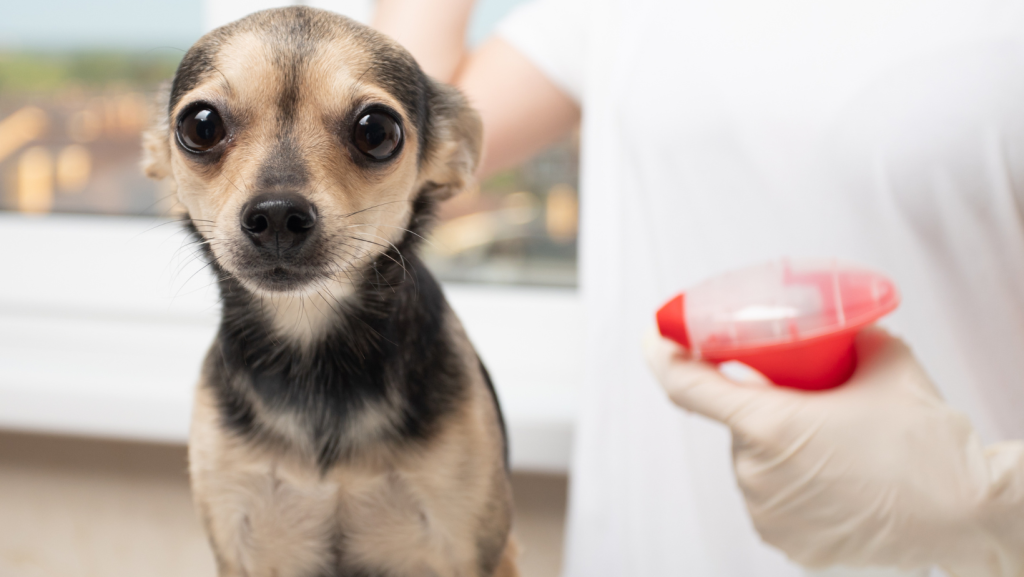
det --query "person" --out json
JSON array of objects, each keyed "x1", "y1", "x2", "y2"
[{"x1": 373, "y1": 1, "x2": 1024, "y2": 575}]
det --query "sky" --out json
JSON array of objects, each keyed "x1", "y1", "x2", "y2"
[{"x1": 0, "y1": 0, "x2": 525, "y2": 49}]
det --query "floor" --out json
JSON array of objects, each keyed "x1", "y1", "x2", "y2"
[{"x1": 0, "y1": 431, "x2": 567, "y2": 577}]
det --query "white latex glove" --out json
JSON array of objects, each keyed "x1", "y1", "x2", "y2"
[{"x1": 644, "y1": 327, "x2": 1024, "y2": 576}]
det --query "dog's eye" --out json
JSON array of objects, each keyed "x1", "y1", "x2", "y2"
[
  {"x1": 352, "y1": 110, "x2": 402, "y2": 161},
  {"x1": 178, "y1": 107, "x2": 226, "y2": 152}
]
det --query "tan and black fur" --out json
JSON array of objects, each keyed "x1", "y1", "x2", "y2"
[{"x1": 142, "y1": 7, "x2": 517, "y2": 576}]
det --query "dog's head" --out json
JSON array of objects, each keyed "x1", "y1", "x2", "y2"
[{"x1": 143, "y1": 7, "x2": 480, "y2": 295}]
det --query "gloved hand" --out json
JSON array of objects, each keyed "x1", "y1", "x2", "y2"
[{"x1": 643, "y1": 327, "x2": 1024, "y2": 576}]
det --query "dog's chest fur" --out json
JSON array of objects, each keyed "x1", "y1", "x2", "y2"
[
  {"x1": 209, "y1": 253, "x2": 468, "y2": 469},
  {"x1": 190, "y1": 371, "x2": 508, "y2": 577}
]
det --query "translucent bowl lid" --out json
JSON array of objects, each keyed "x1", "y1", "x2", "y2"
[{"x1": 682, "y1": 258, "x2": 899, "y2": 356}]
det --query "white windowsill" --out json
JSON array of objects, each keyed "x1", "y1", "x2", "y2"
[{"x1": 0, "y1": 213, "x2": 583, "y2": 473}]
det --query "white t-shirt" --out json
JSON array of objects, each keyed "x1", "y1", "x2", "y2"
[{"x1": 499, "y1": 1, "x2": 1024, "y2": 575}]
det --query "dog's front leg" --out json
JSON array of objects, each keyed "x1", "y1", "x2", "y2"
[{"x1": 190, "y1": 382, "x2": 340, "y2": 577}]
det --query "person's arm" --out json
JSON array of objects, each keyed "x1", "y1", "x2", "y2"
[
  {"x1": 374, "y1": 1, "x2": 581, "y2": 178},
  {"x1": 457, "y1": 37, "x2": 579, "y2": 177},
  {"x1": 644, "y1": 328, "x2": 1024, "y2": 576},
  {"x1": 373, "y1": 0, "x2": 475, "y2": 82}
]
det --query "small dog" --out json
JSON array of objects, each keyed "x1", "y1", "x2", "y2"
[{"x1": 142, "y1": 7, "x2": 517, "y2": 576}]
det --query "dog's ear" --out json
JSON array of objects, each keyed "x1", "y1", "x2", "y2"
[
  {"x1": 141, "y1": 82, "x2": 173, "y2": 182},
  {"x1": 418, "y1": 80, "x2": 483, "y2": 201}
]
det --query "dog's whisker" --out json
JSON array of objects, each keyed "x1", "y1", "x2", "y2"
[
  {"x1": 340, "y1": 222, "x2": 439, "y2": 250},
  {"x1": 343, "y1": 235, "x2": 387, "y2": 249},
  {"x1": 333, "y1": 241, "x2": 376, "y2": 262},
  {"x1": 344, "y1": 232, "x2": 409, "y2": 282},
  {"x1": 310, "y1": 288, "x2": 333, "y2": 321},
  {"x1": 334, "y1": 250, "x2": 388, "y2": 291},
  {"x1": 176, "y1": 236, "x2": 224, "y2": 251},
  {"x1": 371, "y1": 261, "x2": 397, "y2": 294},
  {"x1": 324, "y1": 248, "x2": 372, "y2": 287},
  {"x1": 325, "y1": 251, "x2": 385, "y2": 296},
  {"x1": 347, "y1": 242, "x2": 408, "y2": 286},
  {"x1": 172, "y1": 249, "x2": 210, "y2": 280},
  {"x1": 336, "y1": 199, "x2": 412, "y2": 219},
  {"x1": 128, "y1": 216, "x2": 205, "y2": 246},
  {"x1": 134, "y1": 190, "x2": 184, "y2": 218},
  {"x1": 309, "y1": 175, "x2": 327, "y2": 198},
  {"x1": 221, "y1": 170, "x2": 249, "y2": 197},
  {"x1": 171, "y1": 259, "x2": 217, "y2": 304},
  {"x1": 296, "y1": 293, "x2": 310, "y2": 336},
  {"x1": 172, "y1": 239, "x2": 224, "y2": 267},
  {"x1": 324, "y1": 266, "x2": 359, "y2": 294}
]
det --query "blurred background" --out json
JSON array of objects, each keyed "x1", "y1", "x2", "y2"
[{"x1": 0, "y1": 1, "x2": 582, "y2": 575}]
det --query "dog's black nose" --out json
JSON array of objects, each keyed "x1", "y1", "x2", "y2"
[{"x1": 240, "y1": 193, "x2": 317, "y2": 254}]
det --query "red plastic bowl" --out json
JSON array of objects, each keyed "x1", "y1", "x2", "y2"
[{"x1": 657, "y1": 260, "x2": 900, "y2": 390}]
